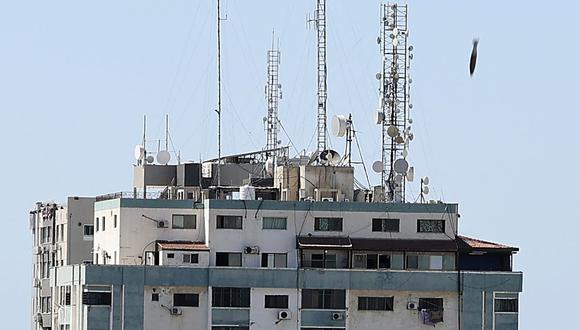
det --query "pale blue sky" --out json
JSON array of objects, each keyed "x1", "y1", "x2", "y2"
[{"x1": 1, "y1": 1, "x2": 577, "y2": 328}]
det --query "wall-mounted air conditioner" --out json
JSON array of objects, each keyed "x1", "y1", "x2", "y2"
[
  {"x1": 278, "y1": 310, "x2": 292, "y2": 320},
  {"x1": 321, "y1": 197, "x2": 334, "y2": 202},
  {"x1": 157, "y1": 220, "x2": 169, "y2": 228},
  {"x1": 331, "y1": 312, "x2": 344, "y2": 320},
  {"x1": 407, "y1": 300, "x2": 419, "y2": 310},
  {"x1": 170, "y1": 307, "x2": 182, "y2": 315},
  {"x1": 244, "y1": 246, "x2": 260, "y2": 254}
]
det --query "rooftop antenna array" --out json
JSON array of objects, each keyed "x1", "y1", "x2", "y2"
[
  {"x1": 375, "y1": 3, "x2": 415, "y2": 202},
  {"x1": 308, "y1": 0, "x2": 328, "y2": 155},
  {"x1": 264, "y1": 33, "x2": 282, "y2": 159},
  {"x1": 215, "y1": 0, "x2": 227, "y2": 187}
]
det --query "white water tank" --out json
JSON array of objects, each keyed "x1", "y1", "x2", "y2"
[{"x1": 239, "y1": 185, "x2": 256, "y2": 200}]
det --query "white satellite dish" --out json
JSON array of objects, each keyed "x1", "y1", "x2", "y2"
[
  {"x1": 331, "y1": 115, "x2": 347, "y2": 137},
  {"x1": 134, "y1": 145, "x2": 145, "y2": 160},
  {"x1": 374, "y1": 110, "x2": 385, "y2": 125},
  {"x1": 422, "y1": 176, "x2": 430, "y2": 185},
  {"x1": 393, "y1": 158, "x2": 409, "y2": 174},
  {"x1": 387, "y1": 126, "x2": 399, "y2": 138},
  {"x1": 146, "y1": 155, "x2": 154, "y2": 164},
  {"x1": 157, "y1": 150, "x2": 171, "y2": 165},
  {"x1": 402, "y1": 150, "x2": 408, "y2": 158},
  {"x1": 422, "y1": 186, "x2": 430, "y2": 195},
  {"x1": 372, "y1": 160, "x2": 383, "y2": 173},
  {"x1": 319, "y1": 150, "x2": 341, "y2": 166},
  {"x1": 375, "y1": 73, "x2": 382, "y2": 80},
  {"x1": 395, "y1": 174, "x2": 403, "y2": 183},
  {"x1": 407, "y1": 166, "x2": 415, "y2": 182}
]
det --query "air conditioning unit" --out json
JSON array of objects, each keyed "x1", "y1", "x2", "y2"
[
  {"x1": 407, "y1": 301, "x2": 419, "y2": 310},
  {"x1": 157, "y1": 220, "x2": 169, "y2": 228},
  {"x1": 170, "y1": 307, "x2": 182, "y2": 315},
  {"x1": 321, "y1": 197, "x2": 334, "y2": 202},
  {"x1": 331, "y1": 312, "x2": 344, "y2": 320},
  {"x1": 278, "y1": 310, "x2": 292, "y2": 320},
  {"x1": 244, "y1": 246, "x2": 260, "y2": 254}
]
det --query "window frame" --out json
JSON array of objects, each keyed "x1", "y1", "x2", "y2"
[
  {"x1": 314, "y1": 217, "x2": 343, "y2": 232},
  {"x1": 301, "y1": 289, "x2": 346, "y2": 309},
  {"x1": 418, "y1": 298, "x2": 444, "y2": 311},
  {"x1": 216, "y1": 252, "x2": 242, "y2": 267},
  {"x1": 172, "y1": 214, "x2": 197, "y2": 229},
  {"x1": 371, "y1": 218, "x2": 400, "y2": 232},
  {"x1": 216, "y1": 215, "x2": 243, "y2": 229},
  {"x1": 173, "y1": 293, "x2": 200, "y2": 307},
  {"x1": 212, "y1": 287, "x2": 251, "y2": 308},
  {"x1": 417, "y1": 219, "x2": 445, "y2": 233},
  {"x1": 358, "y1": 296, "x2": 394, "y2": 311},
  {"x1": 83, "y1": 224, "x2": 94, "y2": 237},
  {"x1": 264, "y1": 295, "x2": 289, "y2": 309},
  {"x1": 494, "y1": 298, "x2": 518, "y2": 313},
  {"x1": 262, "y1": 217, "x2": 287, "y2": 230}
]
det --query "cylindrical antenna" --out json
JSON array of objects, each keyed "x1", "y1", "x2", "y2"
[
  {"x1": 165, "y1": 114, "x2": 169, "y2": 151},
  {"x1": 309, "y1": 0, "x2": 328, "y2": 154},
  {"x1": 216, "y1": 0, "x2": 222, "y2": 187}
]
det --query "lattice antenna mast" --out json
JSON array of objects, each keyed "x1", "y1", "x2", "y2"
[
  {"x1": 265, "y1": 34, "x2": 282, "y2": 157},
  {"x1": 308, "y1": 0, "x2": 328, "y2": 153},
  {"x1": 379, "y1": 3, "x2": 413, "y2": 202}
]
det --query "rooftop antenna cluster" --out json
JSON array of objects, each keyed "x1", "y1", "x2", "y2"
[
  {"x1": 374, "y1": 3, "x2": 415, "y2": 202},
  {"x1": 264, "y1": 34, "x2": 282, "y2": 158},
  {"x1": 308, "y1": 0, "x2": 328, "y2": 155}
]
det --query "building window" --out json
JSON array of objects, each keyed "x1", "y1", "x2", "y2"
[
  {"x1": 152, "y1": 293, "x2": 159, "y2": 301},
  {"x1": 183, "y1": 253, "x2": 199, "y2": 264},
  {"x1": 212, "y1": 287, "x2": 250, "y2": 307},
  {"x1": 353, "y1": 254, "x2": 391, "y2": 269},
  {"x1": 216, "y1": 252, "x2": 242, "y2": 267},
  {"x1": 261, "y1": 253, "x2": 287, "y2": 268},
  {"x1": 174, "y1": 293, "x2": 199, "y2": 307},
  {"x1": 417, "y1": 219, "x2": 444, "y2": 233},
  {"x1": 114, "y1": 215, "x2": 117, "y2": 228},
  {"x1": 263, "y1": 217, "x2": 287, "y2": 230},
  {"x1": 406, "y1": 255, "x2": 419, "y2": 269},
  {"x1": 406, "y1": 254, "x2": 445, "y2": 270},
  {"x1": 302, "y1": 289, "x2": 346, "y2": 309},
  {"x1": 60, "y1": 286, "x2": 71, "y2": 306},
  {"x1": 82, "y1": 292, "x2": 111, "y2": 306},
  {"x1": 265, "y1": 295, "x2": 289, "y2": 309},
  {"x1": 419, "y1": 298, "x2": 443, "y2": 311},
  {"x1": 314, "y1": 217, "x2": 342, "y2": 231},
  {"x1": 95, "y1": 218, "x2": 99, "y2": 231},
  {"x1": 167, "y1": 253, "x2": 175, "y2": 259},
  {"x1": 372, "y1": 218, "x2": 400, "y2": 232},
  {"x1": 172, "y1": 215, "x2": 196, "y2": 229},
  {"x1": 212, "y1": 327, "x2": 249, "y2": 330},
  {"x1": 83, "y1": 225, "x2": 94, "y2": 237},
  {"x1": 495, "y1": 298, "x2": 518, "y2": 313},
  {"x1": 358, "y1": 296, "x2": 394, "y2": 311},
  {"x1": 101, "y1": 217, "x2": 106, "y2": 232},
  {"x1": 216, "y1": 215, "x2": 243, "y2": 229}
]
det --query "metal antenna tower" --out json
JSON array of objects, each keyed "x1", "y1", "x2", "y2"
[
  {"x1": 216, "y1": 0, "x2": 226, "y2": 187},
  {"x1": 265, "y1": 34, "x2": 282, "y2": 158},
  {"x1": 379, "y1": 3, "x2": 412, "y2": 202},
  {"x1": 309, "y1": 0, "x2": 328, "y2": 153}
]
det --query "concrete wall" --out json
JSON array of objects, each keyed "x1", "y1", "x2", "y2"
[
  {"x1": 143, "y1": 286, "x2": 208, "y2": 330},
  {"x1": 249, "y1": 288, "x2": 299, "y2": 330},
  {"x1": 159, "y1": 250, "x2": 210, "y2": 267}
]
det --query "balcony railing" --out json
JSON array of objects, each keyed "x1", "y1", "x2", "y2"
[{"x1": 96, "y1": 191, "x2": 164, "y2": 202}]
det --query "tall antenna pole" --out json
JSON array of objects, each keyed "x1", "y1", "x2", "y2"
[
  {"x1": 379, "y1": 3, "x2": 412, "y2": 203},
  {"x1": 265, "y1": 33, "x2": 282, "y2": 158},
  {"x1": 165, "y1": 114, "x2": 169, "y2": 151},
  {"x1": 310, "y1": 0, "x2": 328, "y2": 153},
  {"x1": 216, "y1": 0, "x2": 222, "y2": 187}
]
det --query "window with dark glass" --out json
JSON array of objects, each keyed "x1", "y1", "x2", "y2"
[
  {"x1": 173, "y1": 215, "x2": 196, "y2": 229},
  {"x1": 261, "y1": 253, "x2": 287, "y2": 268},
  {"x1": 354, "y1": 254, "x2": 391, "y2": 269},
  {"x1": 265, "y1": 295, "x2": 289, "y2": 308},
  {"x1": 183, "y1": 253, "x2": 199, "y2": 264},
  {"x1": 314, "y1": 217, "x2": 342, "y2": 231},
  {"x1": 101, "y1": 217, "x2": 106, "y2": 231},
  {"x1": 406, "y1": 255, "x2": 419, "y2": 269},
  {"x1": 372, "y1": 218, "x2": 400, "y2": 232},
  {"x1": 417, "y1": 219, "x2": 445, "y2": 233},
  {"x1": 174, "y1": 293, "x2": 199, "y2": 307},
  {"x1": 84, "y1": 225, "x2": 94, "y2": 236},
  {"x1": 151, "y1": 293, "x2": 159, "y2": 301},
  {"x1": 494, "y1": 298, "x2": 518, "y2": 313},
  {"x1": 216, "y1": 215, "x2": 243, "y2": 229},
  {"x1": 302, "y1": 289, "x2": 346, "y2": 309},
  {"x1": 167, "y1": 253, "x2": 175, "y2": 259},
  {"x1": 358, "y1": 297, "x2": 394, "y2": 311},
  {"x1": 419, "y1": 298, "x2": 443, "y2": 311},
  {"x1": 216, "y1": 252, "x2": 242, "y2": 267},
  {"x1": 212, "y1": 287, "x2": 250, "y2": 307},
  {"x1": 82, "y1": 292, "x2": 111, "y2": 306},
  {"x1": 263, "y1": 217, "x2": 287, "y2": 230},
  {"x1": 114, "y1": 215, "x2": 117, "y2": 228}
]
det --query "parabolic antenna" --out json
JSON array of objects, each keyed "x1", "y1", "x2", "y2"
[
  {"x1": 422, "y1": 186, "x2": 430, "y2": 195},
  {"x1": 376, "y1": 73, "x2": 382, "y2": 80},
  {"x1": 393, "y1": 158, "x2": 409, "y2": 174},
  {"x1": 374, "y1": 110, "x2": 384, "y2": 125},
  {"x1": 134, "y1": 145, "x2": 145, "y2": 160},
  {"x1": 372, "y1": 160, "x2": 383, "y2": 173},
  {"x1": 319, "y1": 149, "x2": 341, "y2": 166},
  {"x1": 157, "y1": 150, "x2": 171, "y2": 165},
  {"x1": 395, "y1": 174, "x2": 403, "y2": 183},
  {"x1": 395, "y1": 135, "x2": 405, "y2": 144},
  {"x1": 422, "y1": 176, "x2": 430, "y2": 185},
  {"x1": 331, "y1": 115, "x2": 347, "y2": 137},
  {"x1": 146, "y1": 155, "x2": 155, "y2": 164},
  {"x1": 387, "y1": 125, "x2": 399, "y2": 138},
  {"x1": 402, "y1": 150, "x2": 408, "y2": 158},
  {"x1": 407, "y1": 166, "x2": 415, "y2": 182}
]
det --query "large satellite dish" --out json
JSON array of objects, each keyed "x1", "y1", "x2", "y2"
[
  {"x1": 393, "y1": 158, "x2": 409, "y2": 174},
  {"x1": 331, "y1": 115, "x2": 347, "y2": 137},
  {"x1": 319, "y1": 149, "x2": 341, "y2": 166},
  {"x1": 372, "y1": 160, "x2": 383, "y2": 173},
  {"x1": 157, "y1": 150, "x2": 171, "y2": 165},
  {"x1": 387, "y1": 126, "x2": 399, "y2": 138},
  {"x1": 134, "y1": 145, "x2": 145, "y2": 160}
]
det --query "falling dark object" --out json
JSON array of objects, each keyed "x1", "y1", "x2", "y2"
[{"x1": 469, "y1": 38, "x2": 479, "y2": 76}]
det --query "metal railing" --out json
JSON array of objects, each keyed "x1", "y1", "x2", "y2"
[{"x1": 95, "y1": 191, "x2": 163, "y2": 202}]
